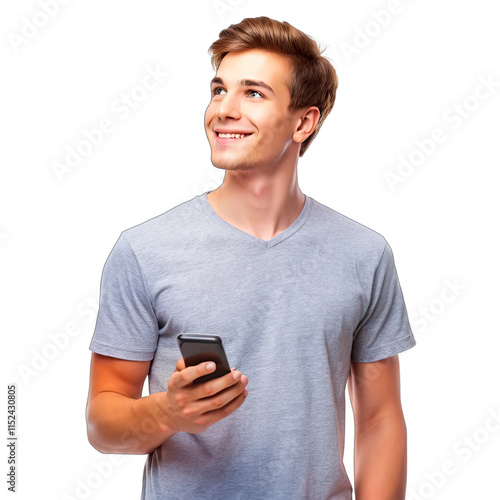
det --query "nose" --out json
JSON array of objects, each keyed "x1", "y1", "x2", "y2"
[{"x1": 215, "y1": 91, "x2": 242, "y2": 121}]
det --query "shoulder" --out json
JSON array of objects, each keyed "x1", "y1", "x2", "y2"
[
  {"x1": 118, "y1": 194, "x2": 205, "y2": 253},
  {"x1": 307, "y1": 196, "x2": 389, "y2": 262}
]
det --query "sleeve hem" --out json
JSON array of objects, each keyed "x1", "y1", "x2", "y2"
[
  {"x1": 89, "y1": 339, "x2": 156, "y2": 361},
  {"x1": 351, "y1": 332, "x2": 416, "y2": 363}
]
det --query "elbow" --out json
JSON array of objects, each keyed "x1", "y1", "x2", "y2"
[
  {"x1": 85, "y1": 401, "x2": 115, "y2": 454},
  {"x1": 86, "y1": 428, "x2": 106, "y2": 454},
  {"x1": 85, "y1": 410, "x2": 107, "y2": 454},
  {"x1": 85, "y1": 408, "x2": 151, "y2": 456}
]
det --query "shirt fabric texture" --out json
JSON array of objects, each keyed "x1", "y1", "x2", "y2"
[{"x1": 89, "y1": 191, "x2": 416, "y2": 500}]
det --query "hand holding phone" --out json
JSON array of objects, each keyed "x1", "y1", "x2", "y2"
[
  {"x1": 162, "y1": 335, "x2": 248, "y2": 435},
  {"x1": 163, "y1": 357, "x2": 248, "y2": 435}
]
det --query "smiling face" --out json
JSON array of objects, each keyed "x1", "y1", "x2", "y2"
[{"x1": 204, "y1": 49, "x2": 305, "y2": 172}]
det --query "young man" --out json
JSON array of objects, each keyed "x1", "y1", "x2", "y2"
[{"x1": 86, "y1": 16, "x2": 416, "y2": 500}]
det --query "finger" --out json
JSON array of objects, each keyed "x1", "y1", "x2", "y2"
[
  {"x1": 171, "y1": 361, "x2": 217, "y2": 388},
  {"x1": 196, "y1": 388, "x2": 249, "y2": 429},
  {"x1": 192, "y1": 369, "x2": 244, "y2": 400},
  {"x1": 175, "y1": 358, "x2": 186, "y2": 372},
  {"x1": 189, "y1": 376, "x2": 248, "y2": 415}
]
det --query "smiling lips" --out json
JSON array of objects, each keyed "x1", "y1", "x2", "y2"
[{"x1": 215, "y1": 131, "x2": 253, "y2": 140}]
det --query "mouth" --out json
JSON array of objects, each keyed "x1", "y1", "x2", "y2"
[{"x1": 214, "y1": 131, "x2": 253, "y2": 140}]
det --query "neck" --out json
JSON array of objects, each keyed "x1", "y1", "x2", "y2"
[{"x1": 206, "y1": 165, "x2": 305, "y2": 242}]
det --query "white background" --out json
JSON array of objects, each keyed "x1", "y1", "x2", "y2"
[{"x1": 1, "y1": 0, "x2": 499, "y2": 499}]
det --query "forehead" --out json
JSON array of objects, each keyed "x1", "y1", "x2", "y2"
[{"x1": 215, "y1": 49, "x2": 292, "y2": 95}]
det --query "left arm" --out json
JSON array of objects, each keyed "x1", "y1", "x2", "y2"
[{"x1": 347, "y1": 354, "x2": 407, "y2": 500}]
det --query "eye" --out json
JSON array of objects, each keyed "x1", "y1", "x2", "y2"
[
  {"x1": 212, "y1": 87, "x2": 226, "y2": 96},
  {"x1": 247, "y1": 90, "x2": 264, "y2": 98}
]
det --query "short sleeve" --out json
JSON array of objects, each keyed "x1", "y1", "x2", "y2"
[
  {"x1": 351, "y1": 241, "x2": 416, "y2": 363},
  {"x1": 89, "y1": 233, "x2": 159, "y2": 361}
]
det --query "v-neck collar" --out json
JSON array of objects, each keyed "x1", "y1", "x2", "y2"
[{"x1": 198, "y1": 191, "x2": 312, "y2": 249}]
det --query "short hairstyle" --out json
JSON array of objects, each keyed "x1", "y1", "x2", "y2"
[{"x1": 208, "y1": 16, "x2": 338, "y2": 156}]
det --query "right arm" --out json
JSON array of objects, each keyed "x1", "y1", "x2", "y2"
[{"x1": 85, "y1": 353, "x2": 248, "y2": 455}]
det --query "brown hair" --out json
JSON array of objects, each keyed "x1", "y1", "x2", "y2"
[{"x1": 208, "y1": 16, "x2": 338, "y2": 156}]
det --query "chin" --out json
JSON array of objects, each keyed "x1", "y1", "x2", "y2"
[
  {"x1": 211, "y1": 154, "x2": 254, "y2": 171},
  {"x1": 212, "y1": 162, "x2": 254, "y2": 172}
]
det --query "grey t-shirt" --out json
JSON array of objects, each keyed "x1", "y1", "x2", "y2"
[{"x1": 89, "y1": 191, "x2": 416, "y2": 500}]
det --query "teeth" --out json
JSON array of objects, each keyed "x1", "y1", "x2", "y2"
[{"x1": 217, "y1": 133, "x2": 248, "y2": 138}]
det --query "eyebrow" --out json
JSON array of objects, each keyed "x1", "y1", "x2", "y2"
[{"x1": 210, "y1": 76, "x2": 275, "y2": 95}]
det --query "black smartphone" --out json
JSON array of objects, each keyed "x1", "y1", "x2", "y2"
[{"x1": 176, "y1": 334, "x2": 231, "y2": 384}]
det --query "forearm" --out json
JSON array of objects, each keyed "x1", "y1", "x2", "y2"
[
  {"x1": 86, "y1": 391, "x2": 177, "y2": 455},
  {"x1": 353, "y1": 418, "x2": 407, "y2": 500}
]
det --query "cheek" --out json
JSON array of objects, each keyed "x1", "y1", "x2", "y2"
[
  {"x1": 204, "y1": 102, "x2": 216, "y2": 127},
  {"x1": 259, "y1": 113, "x2": 294, "y2": 145}
]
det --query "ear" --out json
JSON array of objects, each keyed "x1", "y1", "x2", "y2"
[{"x1": 293, "y1": 106, "x2": 321, "y2": 145}]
